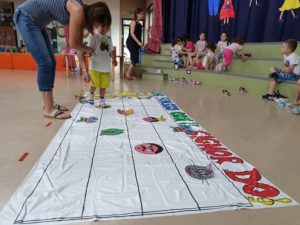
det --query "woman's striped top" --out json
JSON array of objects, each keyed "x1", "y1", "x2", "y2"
[{"x1": 18, "y1": 0, "x2": 83, "y2": 28}]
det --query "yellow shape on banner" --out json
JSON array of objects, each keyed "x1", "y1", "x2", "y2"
[{"x1": 248, "y1": 197, "x2": 292, "y2": 206}]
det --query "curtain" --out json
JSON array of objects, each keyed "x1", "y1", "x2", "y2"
[
  {"x1": 163, "y1": 0, "x2": 300, "y2": 43},
  {"x1": 145, "y1": 0, "x2": 163, "y2": 53}
]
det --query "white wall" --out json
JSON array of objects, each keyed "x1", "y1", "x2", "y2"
[{"x1": 11, "y1": 0, "x2": 121, "y2": 54}]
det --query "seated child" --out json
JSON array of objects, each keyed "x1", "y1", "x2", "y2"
[
  {"x1": 217, "y1": 32, "x2": 229, "y2": 62},
  {"x1": 191, "y1": 32, "x2": 208, "y2": 68},
  {"x1": 215, "y1": 36, "x2": 247, "y2": 72},
  {"x1": 181, "y1": 35, "x2": 195, "y2": 68},
  {"x1": 196, "y1": 43, "x2": 217, "y2": 70},
  {"x1": 262, "y1": 39, "x2": 300, "y2": 101},
  {"x1": 171, "y1": 38, "x2": 184, "y2": 69}
]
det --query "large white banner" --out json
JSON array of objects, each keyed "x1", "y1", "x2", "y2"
[{"x1": 0, "y1": 92, "x2": 297, "y2": 225}]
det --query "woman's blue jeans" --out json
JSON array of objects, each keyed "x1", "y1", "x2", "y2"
[{"x1": 13, "y1": 9, "x2": 56, "y2": 92}]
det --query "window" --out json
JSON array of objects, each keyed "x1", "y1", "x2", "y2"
[{"x1": 147, "y1": 3, "x2": 154, "y2": 40}]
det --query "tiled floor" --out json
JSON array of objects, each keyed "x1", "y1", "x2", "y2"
[{"x1": 0, "y1": 69, "x2": 299, "y2": 225}]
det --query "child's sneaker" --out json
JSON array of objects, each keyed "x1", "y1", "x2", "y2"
[
  {"x1": 99, "y1": 97, "x2": 105, "y2": 105},
  {"x1": 292, "y1": 107, "x2": 300, "y2": 114},
  {"x1": 87, "y1": 93, "x2": 94, "y2": 105},
  {"x1": 274, "y1": 98, "x2": 292, "y2": 108},
  {"x1": 262, "y1": 93, "x2": 275, "y2": 101},
  {"x1": 274, "y1": 90, "x2": 287, "y2": 99}
]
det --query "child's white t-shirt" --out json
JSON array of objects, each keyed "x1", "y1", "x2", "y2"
[
  {"x1": 226, "y1": 43, "x2": 243, "y2": 54},
  {"x1": 202, "y1": 51, "x2": 215, "y2": 67},
  {"x1": 88, "y1": 33, "x2": 113, "y2": 72},
  {"x1": 171, "y1": 44, "x2": 181, "y2": 62},
  {"x1": 217, "y1": 41, "x2": 228, "y2": 53},
  {"x1": 284, "y1": 52, "x2": 300, "y2": 75},
  {"x1": 196, "y1": 40, "x2": 207, "y2": 53}
]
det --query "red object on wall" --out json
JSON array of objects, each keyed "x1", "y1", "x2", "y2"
[{"x1": 144, "y1": 0, "x2": 163, "y2": 54}]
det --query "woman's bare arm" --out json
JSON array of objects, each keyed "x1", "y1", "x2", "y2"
[{"x1": 66, "y1": 0, "x2": 93, "y2": 53}]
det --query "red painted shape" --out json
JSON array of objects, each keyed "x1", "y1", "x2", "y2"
[
  {"x1": 243, "y1": 182, "x2": 280, "y2": 198},
  {"x1": 211, "y1": 156, "x2": 244, "y2": 165},
  {"x1": 18, "y1": 152, "x2": 29, "y2": 162},
  {"x1": 224, "y1": 168, "x2": 261, "y2": 184},
  {"x1": 46, "y1": 122, "x2": 52, "y2": 127}
]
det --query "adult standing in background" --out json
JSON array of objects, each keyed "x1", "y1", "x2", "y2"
[{"x1": 125, "y1": 8, "x2": 144, "y2": 80}]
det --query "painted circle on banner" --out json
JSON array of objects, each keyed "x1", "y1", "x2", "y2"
[
  {"x1": 135, "y1": 143, "x2": 163, "y2": 155},
  {"x1": 143, "y1": 117, "x2": 159, "y2": 122},
  {"x1": 185, "y1": 165, "x2": 214, "y2": 180}
]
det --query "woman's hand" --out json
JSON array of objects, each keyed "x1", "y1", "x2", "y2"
[
  {"x1": 84, "y1": 46, "x2": 94, "y2": 55},
  {"x1": 138, "y1": 41, "x2": 143, "y2": 47},
  {"x1": 82, "y1": 69, "x2": 91, "y2": 83},
  {"x1": 112, "y1": 60, "x2": 118, "y2": 67}
]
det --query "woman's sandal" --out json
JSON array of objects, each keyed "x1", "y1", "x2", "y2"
[
  {"x1": 43, "y1": 104, "x2": 69, "y2": 112},
  {"x1": 44, "y1": 109, "x2": 71, "y2": 120},
  {"x1": 54, "y1": 104, "x2": 68, "y2": 111}
]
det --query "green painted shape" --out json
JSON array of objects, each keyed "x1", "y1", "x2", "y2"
[{"x1": 101, "y1": 128, "x2": 124, "y2": 136}]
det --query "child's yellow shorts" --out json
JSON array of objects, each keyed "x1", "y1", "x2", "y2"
[{"x1": 89, "y1": 70, "x2": 110, "y2": 89}]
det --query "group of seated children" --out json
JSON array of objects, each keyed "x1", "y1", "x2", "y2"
[{"x1": 170, "y1": 32, "x2": 248, "y2": 72}]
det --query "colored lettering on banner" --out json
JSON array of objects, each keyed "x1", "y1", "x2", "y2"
[{"x1": 156, "y1": 96, "x2": 286, "y2": 203}]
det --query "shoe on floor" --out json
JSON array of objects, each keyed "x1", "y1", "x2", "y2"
[
  {"x1": 262, "y1": 93, "x2": 275, "y2": 101},
  {"x1": 292, "y1": 107, "x2": 300, "y2": 114}
]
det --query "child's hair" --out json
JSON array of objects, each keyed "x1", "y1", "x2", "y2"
[
  {"x1": 134, "y1": 8, "x2": 143, "y2": 20},
  {"x1": 199, "y1": 32, "x2": 206, "y2": 36},
  {"x1": 84, "y1": 2, "x2": 112, "y2": 34},
  {"x1": 232, "y1": 36, "x2": 245, "y2": 45},
  {"x1": 207, "y1": 43, "x2": 216, "y2": 52},
  {"x1": 181, "y1": 34, "x2": 190, "y2": 42},
  {"x1": 171, "y1": 38, "x2": 177, "y2": 47},
  {"x1": 285, "y1": 39, "x2": 298, "y2": 52},
  {"x1": 221, "y1": 32, "x2": 228, "y2": 39}
]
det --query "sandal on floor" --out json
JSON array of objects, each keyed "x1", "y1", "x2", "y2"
[
  {"x1": 54, "y1": 104, "x2": 68, "y2": 111},
  {"x1": 239, "y1": 87, "x2": 248, "y2": 94},
  {"x1": 222, "y1": 90, "x2": 231, "y2": 96},
  {"x1": 44, "y1": 109, "x2": 71, "y2": 120},
  {"x1": 43, "y1": 104, "x2": 69, "y2": 112}
]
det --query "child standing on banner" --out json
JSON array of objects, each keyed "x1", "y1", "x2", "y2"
[
  {"x1": 86, "y1": 9, "x2": 117, "y2": 106},
  {"x1": 215, "y1": 37, "x2": 247, "y2": 72}
]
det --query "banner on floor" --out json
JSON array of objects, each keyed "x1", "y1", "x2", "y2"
[{"x1": 0, "y1": 92, "x2": 297, "y2": 225}]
